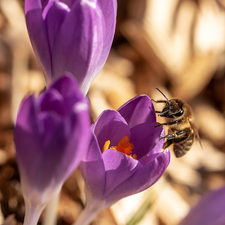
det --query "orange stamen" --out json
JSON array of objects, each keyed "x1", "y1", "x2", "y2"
[
  {"x1": 102, "y1": 136, "x2": 136, "y2": 159},
  {"x1": 102, "y1": 140, "x2": 110, "y2": 153}
]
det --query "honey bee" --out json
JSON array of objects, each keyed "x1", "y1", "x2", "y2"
[{"x1": 152, "y1": 88, "x2": 202, "y2": 157}]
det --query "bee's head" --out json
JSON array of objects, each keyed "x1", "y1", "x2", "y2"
[
  {"x1": 160, "y1": 99, "x2": 184, "y2": 118},
  {"x1": 156, "y1": 88, "x2": 184, "y2": 118}
]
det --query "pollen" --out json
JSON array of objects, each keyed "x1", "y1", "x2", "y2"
[
  {"x1": 102, "y1": 136, "x2": 136, "y2": 159},
  {"x1": 102, "y1": 140, "x2": 110, "y2": 153}
]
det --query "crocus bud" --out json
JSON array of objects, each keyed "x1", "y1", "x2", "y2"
[
  {"x1": 25, "y1": 0, "x2": 117, "y2": 94},
  {"x1": 75, "y1": 95, "x2": 170, "y2": 225},
  {"x1": 14, "y1": 74, "x2": 90, "y2": 225}
]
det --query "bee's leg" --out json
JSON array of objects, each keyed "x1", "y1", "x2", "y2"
[
  {"x1": 163, "y1": 139, "x2": 173, "y2": 149},
  {"x1": 151, "y1": 99, "x2": 167, "y2": 104},
  {"x1": 161, "y1": 133, "x2": 175, "y2": 140},
  {"x1": 162, "y1": 130, "x2": 187, "y2": 149},
  {"x1": 155, "y1": 120, "x2": 180, "y2": 128},
  {"x1": 163, "y1": 129, "x2": 191, "y2": 147},
  {"x1": 151, "y1": 99, "x2": 166, "y2": 113},
  {"x1": 161, "y1": 130, "x2": 185, "y2": 140},
  {"x1": 173, "y1": 128, "x2": 192, "y2": 143}
]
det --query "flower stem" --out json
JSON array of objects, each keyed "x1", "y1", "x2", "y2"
[
  {"x1": 23, "y1": 202, "x2": 44, "y2": 225},
  {"x1": 42, "y1": 194, "x2": 59, "y2": 225},
  {"x1": 72, "y1": 205, "x2": 100, "y2": 225}
]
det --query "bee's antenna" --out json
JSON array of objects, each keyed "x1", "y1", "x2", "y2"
[{"x1": 156, "y1": 88, "x2": 170, "y2": 105}]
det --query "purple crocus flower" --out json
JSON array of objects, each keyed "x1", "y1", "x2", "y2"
[
  {"x1": 180, "y1": 185, "x2": 225, "y2": 225},
  {"x1": 14, "y1": 74, "x2": 90, "y2": 225},
  {"x1": 25, "y1": 0, "x2": 117, "y2": 94},
  {"x1": 75, "y1": 95, "x2": 170, "y2": 225}
]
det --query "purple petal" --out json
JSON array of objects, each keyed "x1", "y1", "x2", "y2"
[
  {"x1": 180, "y1": 185, "x2": 225, "y2": 225},
  {"x1": 61, "y1": 0, "x2": 74, "y2": 8},
  {"x1": 39, "y1": 89, "x2": 65, "y2": 116},
  {"x1": 138, "y1": 135, "x2": 165, "y2": 166},
  {"x1": 92, "y1": 110, "x2": 131, "y2": 151},
  {"x1": 37, "y1": 73, "x2": 82, "y2": 113},
  {"x1": 49, "y1": 73, "x2": 85, "y2": 112},
  {"x1": 80, "y1": 131, "x2": 106, "y2": 200},
  {"x1": 146, "y1": 126, "x2": 165, "y2": 155},
  {"x1": 130, "y1": 122, "x2": 163, "y2": 159},
  {"x1": 32, "y1": 113, "x2": 65, "y2": 191},
  {"x1": 49, "y1": 73, "x2": 82, "y2": 99},
  {"x1": 105, "y1": 149, "x2": 170, "y2": 206},
  {"x1": 15, "y1": 93, "x2": 90, "y2": 192},
  {"x1": 102, "y1": 149, "x2": 139, "y2": 197},
  {"x1": 95, "y1": 0, "x2": 117, "y2": 84},
  {"x1": 39, "y1": 113, "x2": 62, "y2": 147},
  {"x1": 51, "y1": 1, "x2": 104, "y2": 92},
  {"x1": 15, "y1": 95, "x2": 44, "y2": 190},
  {"x1": 44, "y1": 101, "x2": 90, "y2": 186},
  {"x1": 25, "y1": 0, "x2": 52, "y2": 84},
  {"x1": 26, "y1": 0, "x2": 116, "y2": 93},
  {"x1": 43, "y1": 1, "x2": 70, "y2": 53},
  {"x1": 25, "y1": 0, "x2": 42, "y2": 12},
  {"x1": 15, "y1": 75, "x2": 90, "y2": 197},
  {"x1": 41, "y1": 0, "x2": 50, "y2": 9},
  {"x1": 118, "y1": 95, "x2": 156, "y2": 129}
]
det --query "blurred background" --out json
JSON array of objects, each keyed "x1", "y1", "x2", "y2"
[{"x1": 0, "y1": 0, "x2": 225, "y2": 224}]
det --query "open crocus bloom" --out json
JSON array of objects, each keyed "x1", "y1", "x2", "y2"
[
  {"x1": 180, "y1": 185, "x2": 225, "y2": 225},
  {"x1": 79, "y1": 95, "x2": 170, "y2": 223},
  {"x1": 14, "y1": 74, "x2": 90, "y2": 224},
  {"x1": 25, "y1": 0, "x2": 117, "y2": 94}
]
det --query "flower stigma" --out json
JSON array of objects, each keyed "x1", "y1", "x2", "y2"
[{"x1": 102, "y1": 136, "x2": 137, "y2": 159}]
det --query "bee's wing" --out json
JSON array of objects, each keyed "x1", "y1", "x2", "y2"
[{"x1": 189, "y1": 120, "x2": 203, "y2": 149}]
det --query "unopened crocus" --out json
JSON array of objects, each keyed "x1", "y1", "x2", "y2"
[
  {"x1": 180, "y1": 185, "x2": 225, "y2": 225},
  {"x1": 25, "y1": 0, "x2": 117, "y2": 94},
  {"x1": 14, "y1": 74, "x2": 90, "y2": 225},
  {"x1": 75, "y1": 95, "x2": 170, "y2": 225}
]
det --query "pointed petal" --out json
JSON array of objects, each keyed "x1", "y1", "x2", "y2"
[
  {"x1": 102, "y1": 149, "x2": 139, "y2": 197},
  {"x1": 14, "y1": 95, "x2": 43, "y2": 191},
  {"x1": 118, "y1": 95, "x2": 156, "y2": 129},
  {"x1": 51, "y1": 1, "x2": 103, "y2": 91},
  {"x1": 25, "y1": 0, "x2": 52, "y2": 83},
  {"x1": 39, "y1": 89, "x2": 65, "y2": 116},
  {"x1": 15, "y1": 75, "x2": 90, "y2": 203},
  {"x1": 92, "y1": 110, "x2": 130, "y2": 151},
  {"x1": 46, "y1": 101, "x2": 90, "y2": 186},
  {"x1": 43, "y1": 1, "x2": 70, "y2": 53},
  {"x1": 52, "y1": 0, "x2": 116, "y2": 94},
  {"x1": 32, "y1": 113, "x2": 63, "y2": 191},
  {"x1": 94, "y1": 0, "x2": 117, "y2": 87},
  {"x1": 105, "y1": 149, "x2": 170, "y2": 206},
  {"x1": 61, "y1": 0, "x2": 74, "y2": 8},
  {"x1": 41, "y1": 0, "x2": 50, "y2": 9},
  {"x1": 39, "y1": 75, "x2": 78, "y2": 116},
  {"x1": 130, "y1": 122, "x2": 163, "y2": 159},
  {"x1": 49, "y1": 73, "x2": 83, "y2": 99},
  {"x1": 138, "y1": 135, "x2": 165, "y2": 166},
  {"x1": 80, "y1": 131, "x2": 106, "y2": 200},
  {"x1": 25, "y1": 0, "x2": 42, "y2": 12}
]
